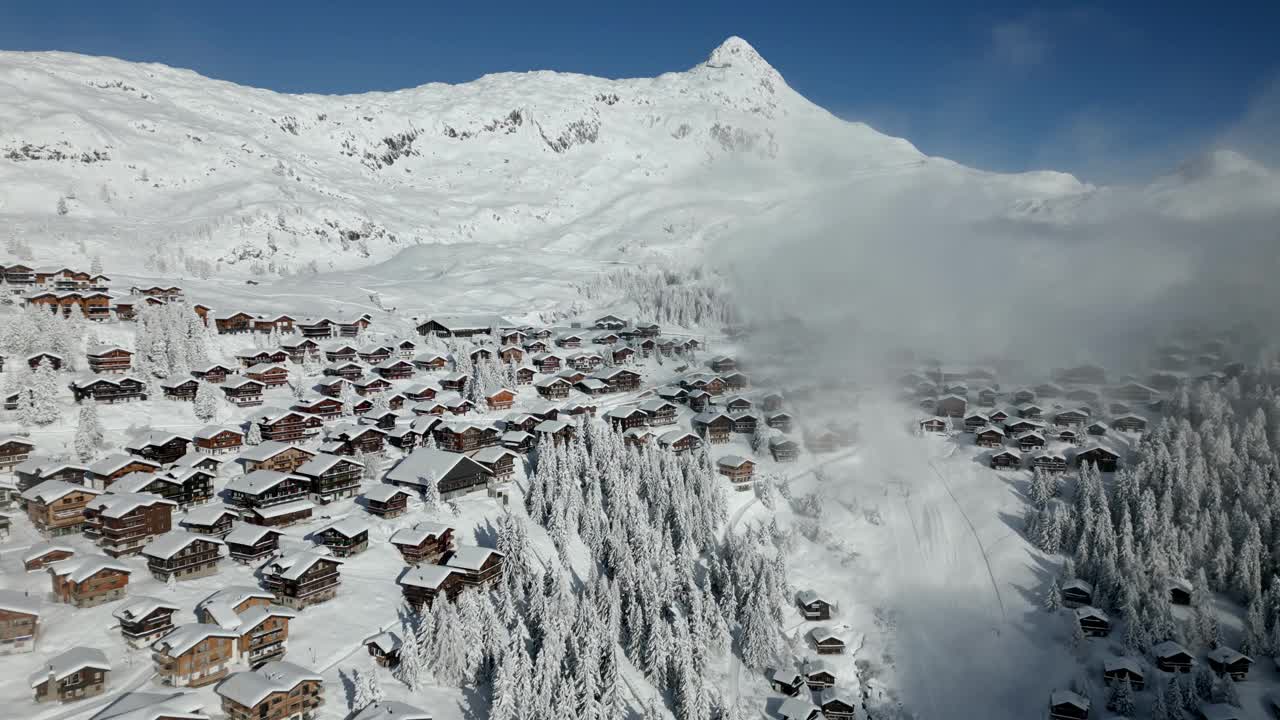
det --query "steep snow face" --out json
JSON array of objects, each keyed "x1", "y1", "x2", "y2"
[{"x1": 0, "y1": 37, "x2": 1082, "y2": 278}]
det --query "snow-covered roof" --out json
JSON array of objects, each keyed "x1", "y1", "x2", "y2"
[
  {"x1": 1103, "y1": 656, "x2": 1143, "y2": 676},
  {"x1": 1073, "y1": 606, "x2": 1108, "y2": 622},
  {"x1": 445, "y1": 544, "x2": 503, "y2": 572},
  {"x1": 194, "y1": 424, "x2": 241, "y2": 440},
  {"x1": 1049, "y1": 691, "x2": 1089, "y2": 711},
  {"x1": 1152, "y1": 640, "x2": 1191, "y2": 658},
  {"x1": 88, "y1": 691, "x2": 208, "y2": 720},
  {"x1": 29, "y1": 646, "x2": 110, "y2": 688},
  {"x1": 88, "y1": 491, "x2": 176, "y2": 518},
  {"x1": 1207, "y1": 646, "x2": 1251, "y2": 665},
  {"x1": 47, "y1": 555, "x2": 132, "y2": 583},
  {"x1": 180, "y1": 505, "x2": 238, "y2": 527},
  {"x1": 660, "y1": 429, "x2": 699, "y2": 444},
  {"x1": 778, "y1": 697, "x2": 820, "y2": 720},
  {"x1": 390, "y1": 522, "x2": 452, "y2": 547},
  {"x1": 397, "y1": 564, "x2": 458, "y2": 590},
  {"x1": 806, "y1": 625, "x2": 844, "y2": 644},
  {"x1": 225, "y1": 469, "x2": 296, "y2": 495},
  {"x1": 351, "y1": 701, "x2": 433, "y2": 720},
  {"x1": 717, "y1": 455, "x2": 752, "y2": 468},
  {"x1": 317, "y1": 517, "x2": 369, "y2": 540},
  {"x1": 21, "y1": 479, "x2": 100, "y2": 504},
  {"x1": 295, "y1": 453, "x2": 362, "y2": 476},
  {"x1": 224, "y1": 523, "x2": 280, "y2": 546},
  {"x1": 250, "y1": 499, "x2": 315, "y2": 519},
  {"x1": 470, "y1": 446, "x2": 517, "y2": 464},
  {"x1": 222, "y1": 376, "x2": 264, "y2": 390},
  {"x1": 363, "y1": 484, "x2": 409, "y2": 503},
  {"x1": 88, "y1": 453, "x2": 160, "y2": 476},
  {"x1": 143, "y1": 531, "x2": 224, "y2": 561},
  {"x1": 0, "y1": 588, "x2": 41, "y2": 617},
  {"x1": 267, "y1": 551, "x2": 340, "y2": 581},
  {"x1": 22, "y1": 541, "x2": 75, "y2": 565},
  {"x1": 796, "y1": 589, "x2": 832, "y2": 607},
  {"x1": 215, "y1": 661, "x2": 322, "y2": 707},
  {"x1": 112, "y1": 596, "x2": 181, "y2": 624},
  {"x1": 364, "y1": 631, "x2": 402, "y2": 655}
]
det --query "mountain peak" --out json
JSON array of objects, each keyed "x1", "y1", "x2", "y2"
[{"x1": 705, "y1": 36, "x2": 775, "y2": 75}]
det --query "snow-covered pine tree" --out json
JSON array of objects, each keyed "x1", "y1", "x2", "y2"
[
  {"x1": 394, "y1": 610, "x2": 424, "y2": 690},
  {"x1": 1044, "y1": 580, "x2": 1063, "y2": 612},
  {"x1": 193, "y1": 381, "x2": 221, "y2": 421},
  {"x1": 73, "y1": 402, "x2": 104, "y2": 462},
  {"x1": 418, "y1": 469, "x2": 440, "y2": 507},
  {"x1": 1107, "y1": 678, "x2": 1135, "y2": 715},
  {"x1": 245, "y1": 421, "x2": 263, "y2": 446},
  {"x1": 351, "y1": 667, "x2": 374, "y2": 712},
  {"x1": 28, "y1": 358, "x2": 61, "y2": 426}
]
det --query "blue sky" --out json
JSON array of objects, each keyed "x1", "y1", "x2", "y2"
[{"x1": 1, "y1": 1, "x2": 1276, "y2": 182}]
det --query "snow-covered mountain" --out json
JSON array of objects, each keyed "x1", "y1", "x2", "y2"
[{"x1": 0, "y1": 37, "x2": 1092, "y2": 278}]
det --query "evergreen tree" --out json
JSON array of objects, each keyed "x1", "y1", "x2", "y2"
[
  {"x1": 351, "y1": 667, "x2": 375, "y2": 712},
  {"x1": 395, "y1": 611, "x2": 425, "y2": 690},
  {"x1": 245, "y1": 421, "x2": 263, "y2": 446},
  {"x1": 73, "y1": 402, "x2": 103, "y2": 462},
  {"x1": 1044, "y1": 580, "x2": 1063, "y2": 612},
  {"x1": 193, "y1": 381, "x2": 221, "y2": 421},
  {"x1": 27, "y1": 358, "x2": 61, "y2": 425},
  {"x1": 418, "y1": 469, "x2": 440, "y2": 507}
]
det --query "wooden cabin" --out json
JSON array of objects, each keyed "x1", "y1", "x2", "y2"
[
  {"x1": 1075, "y1": 446, "x2": 1120, "y2": 472},
  {"x1": 86, "y1": 345, "x2": 133, "y2": 374},
  {"x1": 1153, "y1": 641, "x2": 1195, "y2": 673},
  {"x1": 0, "y1": 436, "x2": 34, "y2": 471},
  {"x1": 1206, "y1": 646, "x2": 1252, "y2": 680},
  {"x1": 113, "y1": 596, "x2": 181, "y2": 649},
  {"x1": 179, "y1": 505, "x2": 238, "y2": 538},
  {"x1": 294, "y1": 454, "x2": 363, "y2": 503},
  {"x1": 224, "y1": 524, "x2": 282, "y2": 564},
  {"x1": 22, "y1": 481, "x2": 100, "y2": 536},
  {"x1": 220, "y1": 377, "x2": 265, "y2": 407},
  {"x1": 143, "y1": 532, "x2": 224, "y2": 582},
  {"x1": 311, "y1": 518, "x2": 369, "y2": 557},
  {"x1": 365, "y1": 632, "x2": 401, "y2": 668},
  {"x1": 151, "y1": 624, "x2": 238, "y2": 687},
  {"x1": 1062, "y1": 579, "x2": 1093, "y2": 607},
  {"x1": 71, "y1": 376, "x2": 147, "y2": 404},
  {"x1": 778, "y1": 698, "x2": 822, "y2": 720},
  {"x1": 1074, "y1": 606, "x2": 1110, "y2": 637},
  {"x1": 693, "y1": 412, "x2": 734, "y2": 444},
  {"x1": 807, "y1": 626, "x2": 846, "y2": 654},
  {"x1": 974, "y1": 426, "x2": 1005, "y2": 448},
  {"x1": 261, "y1": 552, "x2": 343, "y2": 609},
  {"x1": 192, "y1": 363, "x2": 234, "y2": 384},
  {"x1": 390, "y1": 522, "x2": 455, "y2": 564},
  {"x1": 30, "y1": 647, "x2": 110, "y2": 703},
  {"x1": 245, "y1": 364, "x2": 289, "y2": 388},
  {"x1": 83, "y1": 492, "x2": 176, "y2": 557},
  {"x1": 0, "y1": 590, "x2": 40, "y2": 655},
  {"x1": 362, "y1": 485, "x2": 410, "y2": 518},
  {"x1": 47, "y1": 555, "x2": 131, "y2": 607},
  {"x1": 398, "y1": 564, "x2": 463, "y2": 609},
  {"x1": 442, "y1": 545, "x2": 504, "y2": 588},
  {"x1": 194, "y1": 425, "x2": 244, "y2": 455},
  {"x1": 1102, "y1": 656, "x2": 1145, "y2": 691},
  {"x1": 767, "y1": 669, "x2": 804, "y2": 697},
  {"x1": 796, "y1": 589, "x2": 836, "y2": 620},
  {"x1": 769, "y1": 436, "x2": 799, "y2": 462},
  {"x1": 817, "y1": 689, "x2": 856, "y2": 720},
  {"x1": 1111, "y1": 414, "x2": 1147, "y2": 432},
  {"x1": 486, "y1": 388, "x2": 516, "y2": 411},
  {"x1": 716, "y1": 455, "x2": 755, "y2": 489},
  {"x1": 1049, "y1": 690, "x2": 1089, "y2": 720},
  {"x1": 237, "y1": 443, "x2": 316, "y2": 474},
  {"x1": 990, "y1": 449, "x2": 1021, "y2": 469},
  {"x1": 161, "y1": 378, "x2": 199, "y2": 401}
]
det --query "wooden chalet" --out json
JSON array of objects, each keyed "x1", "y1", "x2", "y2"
[
  {"x1": 224, "y1": 473, "x2": 313, "y2": 528},
  {"x1": 693, "y1": 412, "x2": 733, "y2": 444},
  {"x1": 312, "y1": 518, "x2": 369, "y2": 557},
  {"x1": 244, "y1": 363, "x2": 288, "y2": 388},
  {"x1": 215, "y1": 661, "x2": 323, "y2": 720},
  {"x1": 179, "y1": 505, "x2": 238, "y2": 537},
  {"x1": 606, "y1": 406, "x2": 649, "y2": 432},
  {"x1": 281, "y1": 338, "x2": 321, "y2": 362},
  {"x1": 235, "y1": 350, "x2": 288, "y2": 369},
  {"x1": 22, "y1": 543, "x2": 75, "y2": 572},
  {"x1": 817, "y1": 689, "x2": 856, "y2": 720},
  {"x1": 358, "y1": 344, "x2": 393, "y2": 365},
  {"x1": 352, "y1": 376, "x2": 392, "y2": 396},
  {"x1": 143, "y1": 531, "x2": 225, "y2": 582},
  {"x1": 262, "y1": 552, "x2": 343, "y2": 609},
  {"x1": 365, "y1": 632, "x2": 402, "y2": 668},
  {"x1": 535, "y1": 376, "x2": 571, "y2": 399},
  {"x1": 778, "y1": 697, "x2": 822, "y2": 720},
  {"x1": 1114, "y1": 382, "x2": 1158, "y2": 403},
  {"x1": 83, "y1": 492, "x2": 176, "y2": 557},
  {"x1": 86, "y1": 345, "x2": 133, "y2": 374},
  {"x1": 386, "y1": 448, "x2": 493, "y2": 499},
  {"x1": 416, "y1": 315, "x2": 502, "y2": 338},
  {"x1": 398, "y1": 564, "x2": 463, "y2": 609},
  {"x1": 468, "y1": 446, "x2": 517, "y2": 481},
  {"x1": 294, "y1": 454, "x2": 363, "y2": 503},
  {"x1": 963, "y1": 411, "x2": 989, "y2": 432},
  {"x1": 362, "y1": 485, "x2": 410, "y2": 518},
  {"x1": 0, "y1": 436, "x2": 34, "y2": 471},
  {"x1": 1049, "y1": 691, "x2": 1089, "y2": 720},
  {"x1": 390, "y1": 522, "x2": 454, "y2": 565},
  {"x1": 442, "y1": 544, "x2": 504, "y2": 588},
  {"x1": 194, "y1": 425, "x2": 244, "y2": 455},
  {"x1": 71, "y1": 375, "x2": 147, "y2": 404},
  {"x1": 1015, "y1": 431, "x2": 1046, "y2": 452},
  {"x1": 502, "y1": 430, "x2": 536, "y2": 454},
  {"x1": 113, "y1": 596, "x2": 181, "y2": 649},
  {"x1": 1207, "y1": 646, "x2": 1252, "y2": 680},
  {"x1": 1074, "y1": 606, "x2": 1110, "y2": 637},
  {"x1": 919, "y1": 417, "x2": 948, "y2": 434},
  {"x1": 151, "y1": 623, "x2": 238, "y2": 687},
  {"x1": 161, "y1": 378, "x2": 199, "y2": 401},
  {"x1": 535, "y1": 419, "x2": 575, "y2": 446},
  {"x1": 86, "y1": 454, "x2": 160, "y2": 490},
  {"x1": 221, "y1": 377, "x2": 265, "y2": 407},
  {"x1": 990, "y1": 449, "x2": 1021, "y2": 469},
  {"x1": 807, "y1": 626, "x2": 846, "y2": 654},
  {"x1": 29, "y1": 647, "x2": 111, "y2": 703},
  {"x1": 769, "y1": 436, "x2": 799, "y2": 462},
  {"x1": 26, "y1": 291, "x2": 113, "y2": 321},
  {"x1": 22, "y1": 481, "x2": 100, "y2": 536},
  {"x1": 1168, "y1": 577, "x2": 1193, "y2": 605},
  {"x1": 638, "y1": 398, "x2": 677, "y2": 426},
  {"x1": 324, "y1": 424, "x2": 386, "y2": 456},
  {"x1": 1153, "y1": 641, "x2": 1194, "y2": 672},
  {"x1": 224, "y1": 524, "x2": 283, "y2": 564},
  {"x1": 1075, "y1": 446, "x2": 1120, "y2": 472},
  {"x1": 1102, "y1": 657, "x2": 1145, "y2": 691},
  {"x1": 1032, "y1": 453, "x2": 1068, "y2": 474},
  {"x1": 433, "y1": 422, "x2": 501, "y2": 453},
  {"x1": 768, "y1": 669, "x2": 805, "y2": 697},
  {"x1": 486, "y1": 388, "x2": 516, "y2": 411},
  {"x1": 974, "y1": 426, "x2": 1005, "y2": 448},
  {"x1": 716, "y1": 455, "x2": 755, "y2": 488},
  {"x1": 797, "y1": 589, "x2": 836, "y2": 620},
  {"x1": 596, "y1": 367, "x2": 641, "y2": 391},
  {"x1": 125, "y1": 431, "x2": 192, "y2": 465},
  {"x1": 237, "y1": 442, "x2": 315, "y2": 474},
  {"x1": 47, "y1": 555, "x2": 131, "y2": 607},
  {"x1": 374, "y1": 358, "x2": 415, "y2": 380},
  {"x1": 192, "y1": 363, "x2": 235, "y2": 384},
  {"x1": 1111, "y1": 414, "x2": 1147, "y2": 432},
  {"x1": 412, "y1": 352, "x2": 448, "y2": 372}
]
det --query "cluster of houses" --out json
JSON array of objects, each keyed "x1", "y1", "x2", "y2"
[
  {"x1": 769, "y1": 589, "x2": 858, "y2": 720},
  {"x1": 1047, "y1": 577, "x2": 1254, "y2": 720},
  {"x1": 908, "y1": 370, "x2": 1154, "y2": 473}
]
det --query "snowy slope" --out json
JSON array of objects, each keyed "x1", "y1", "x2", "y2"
[{"x1": 0, "y1": 37, "x2": 1096, "y2": 279}]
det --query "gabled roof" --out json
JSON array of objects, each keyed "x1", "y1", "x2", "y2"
[
  {"x1": 1152, "y1": 640, "x2": 1192, "y2": 658},
  {"x1": 1103, "y1": 656, "x2": 1143, "y2": 676},
  {"x1": 224, "y1": 523, "x2": 282, "y2": 546},
  {"x1": 0, "y1": 588, "x2": 41, "y2": 617},
  {"x1": 29, "y1": 646, "x2": 110, "y2": 688},
  {"x1": 88, "y1": 691, "x2": 208, "y2": 720},
  {"x1": 266, "y1": 550, "x2": 341, "y2": 581},
  {"x1": 153, "y1": 623, "x2": 238, "y2": 657},
  {"x1": 48, "y1": 555, "x2": 132, "y2": 583},
  {"x1": 363, "y1": 484, "x2": 409, "y2": 503},
  {"x1": 387, "y1": 448, "x2": 489, "y2": 486},
  {"x1": 397, "y1": 563, "x2": 458, "y2": 590},
  {"x1": 90, "y1": 453, "x2": 161, "y2": 476},
  {"x1": 112, "y1": 596, "x2": 181, "y2": 624},
  {"x1": 317, "y1": 517, "x2": 370, "y2": 540},
  {"x1": 194, "y1": 425, "x2": 242, "y2": 441},
  {"x1": 143, "y1": 531, "x2": 224, "y2": 561},
  {"x1": 1049, "y1": 691, "x2": 1089, "y2": 711},
  {"x1": 238, "y1": 442, "x2": 312, "y2": 464},
  {"x1": 22, "y1": 479, "x2": 100, "y2": 503},
  {"x1": 225, "y1": 469, "x2": 296, "y2": 494},
  {"x1": 88, "y1": 491, "x2": 176, "y2": 518},
  {"x1": 295, "y1": 453, "x2": 363, "y2": 476},
  {"x1": 390, "y1": 522, "x2": 452, "y2": 547},
  {"x1": 444, "y1": 544, "x2": 503, "y2": 571},
  {"x1": 717, "y1": 455, "x2": 753, "y2": 468}
]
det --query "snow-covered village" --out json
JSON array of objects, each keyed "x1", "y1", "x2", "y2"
[{"x1": 2, "y1": 8, "x2": 1280, "y2": 720}]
